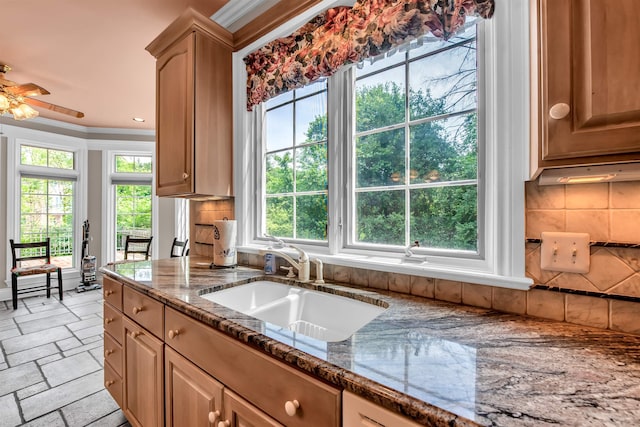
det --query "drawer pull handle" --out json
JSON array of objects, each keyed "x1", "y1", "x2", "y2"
[
  {"x1": 105, "y1": 380, "x2": 114, "y2": 387},
  {"x1": 168, "y1": 329, "x2": 180, "y2": 339},
  {"x1": 130, "y1": 331, "x2": 141, "y2": 339},
  {"x1": 132, "y1": 306, "x2": 143, "y2": 315},
  {"x1": 183, "y1": 172, "x2": 190, "y2": 180},
  {"x1": 285, "y1": 399, "x2": 300, "y2": 416},
  {"x1": 208, "y1": 410, "x2": 220, "y2": 423},
  {"x1": 105, "y1": 318, "x2": 113, "y2": 325},
  {"x1": 105, "y1": 290, "x2": 113, "y2": 296},
  {"x1": 105, "y1": 349, "x2": 113, "y2": 357},
  {"x1": 549, "y1": 102, "x2": 570, "y2": 120},
  {"x1": 218, "y1": 421, "x2": 230, "y2": 427}
]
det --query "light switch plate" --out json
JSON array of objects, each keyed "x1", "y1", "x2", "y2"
[{"x1": 540, "y1": 232, "x2": 590, "y2": 274}]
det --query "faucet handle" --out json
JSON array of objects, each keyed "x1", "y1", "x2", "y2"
[
  {"x1": 280, "y1": 266, "x2": 296, "y2": 278},
  {"x1": 287, "y1": 244, "x2": 309, "y2": 262}
]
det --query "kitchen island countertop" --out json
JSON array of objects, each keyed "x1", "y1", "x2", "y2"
[{"x1": 101, "y1": 256, "x2": 640, "y2": 426}]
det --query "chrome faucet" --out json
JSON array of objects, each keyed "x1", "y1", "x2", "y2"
[{"x1": 259, "y1": 244, "x2": 310, "y2": 282}]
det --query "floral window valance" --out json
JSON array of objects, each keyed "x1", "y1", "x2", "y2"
[{"x1": 244, "y1": 0, "x2": 495, "y2": 111}]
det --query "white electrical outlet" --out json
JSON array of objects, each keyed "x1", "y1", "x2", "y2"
[{"x1": 540, "y1": 232, "x2": 591, "y2": 273}]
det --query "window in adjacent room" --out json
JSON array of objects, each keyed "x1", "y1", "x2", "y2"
[
  {"x1": 262, "y1": 80, "x2": 328, "y2": 242},
  {"x1": 18, "y1": 145, "x2": 77, "y2": 268},
  {"x1": 111, "y1": 154, "x2": 153, "y2": 260}
]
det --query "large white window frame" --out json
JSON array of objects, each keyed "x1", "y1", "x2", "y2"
[
  {"x1": 5, "y1": 130, "x2": 87, "y2": 286},
  {"x1": 235, "y1": 0, "x2": 532, "y2": 289},
  {"x1": 102, "y1": 146, "x2": 158, "y2": 264}
]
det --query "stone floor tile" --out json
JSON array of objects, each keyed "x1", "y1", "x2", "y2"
[
  {"x1": 0, "y1": 362, "x2": 7, "y2": 370},
  {"x1": 89, "y1": 346, "x2": 104, "y2": 366},
  {"x1": 0, "y1": 394, "x2": 22, "y2": 427},
  {"x1": 21, "y1": 370, "x2": 104, "y2": 421},
  {"x1": 61, "y1": 389, "x2": 120, "y2": 426},
  {"x1": 69, "y1": 302, "x2": 103, "y2": 317},
  {"x1": 16, "y1": 381, "x2": 50, "y2": 400},
  {"x1": 2, "y1": 326, "x2": 71, "y2": 354},
  {"x1": 41, "y1": 352, "x2": 101, "y2": 387},
  {"x1": 0, "y1": 326, "x2": 21, "y2": 341},
  {"x1": 85, "y1": 409, "x2": 130, "y2": 427},
  {"x1": 19, "y1": 313, "x2": 80, "y2": 335},
  {"x1": 56, "y1": 336, "x2": 83, "y2": 351},
  {"x1": 5, "y1": 343, "x2": 59, "y2": 367},
  {"x1": 82, "y1": 335, "x2": 103, "y2": 345},
  {"x1": 62, "y1": 291, "x2": 103, "y2": 307},
  {"x1": 67, "y1": 316, "x2": 103, "y2": 332},
  {"x1": 0, "y1": 306, "x2": 30, "y2": 320},
  {"x1": 13, "y1": 308, "x2": 70, "y2": 324},
  {"x1": 0, "y1": 361, "x2": 44, "y2": 396},
  {"x1": 26, "y1": 300, "x2": 65, "y2": 314},
  {"x1": 62, "y1": 340, "x2": 102, "y2": 358},
  {"x1": 22, "y1": 410, "x2": 65, "y2": 427},
  {"x1": 37, "y1": 353, "x2": 64, "y2": 366},
  {"x1": 73, "y1": 324, "x2": 104, "y2": 340},
  {"x1": 0, "y1": 318, "x2": 16, "y2": 331}
]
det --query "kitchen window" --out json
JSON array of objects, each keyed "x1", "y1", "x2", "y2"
[
  {"x1": 237, "y1": 0, "x2": 531, "y2": 289},
  {"x1": 263, "y1": 81, "x2": 328, "y2": 241}
]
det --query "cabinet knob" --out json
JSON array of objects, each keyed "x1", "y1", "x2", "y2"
[
  {"x1": 105, "y1": 349, "x2": 113, "y2": 357},
  {"x1": 105, "y1": 380, "x2": 114, "y2": 387},
  {"x1": 168, "y1": 329, "x2": 180, "y2": 339},
  {"x1": 130, "y1": 331, "x2": 141, "y2": 339},
  {"x1": 218, "y1": 421, "x2": 230, "y2": 427},
  {"x1": 182, "y1": 172, "x2": 189, "y2": 180},
  {"x1": 208, "y1": 410, "x2": 220, "y2": 423},
  {"x1": 132, "y1": 306, "x2": 142, "y2": 315},
  {"x1": 105, "y1": 290, "x2": 113, "y2": 296},
  {"x1": 285, "y1": 399, "x2": 300, "y2": 416},
  {"x1": 549, "y1": 103, "x2": 570, "y2": 120},
  {"x1": 105, "y1": 318, "x2": 113, "y2": 325}
]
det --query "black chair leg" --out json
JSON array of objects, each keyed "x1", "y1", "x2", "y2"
[
  {"x1": 46, "y1": 272, "x2": 51, "y2": 298},
  {"x1": 57, "y1": 268, "x2": 63, "y2": 301},
  {"x1": 11, "y1": 274, "x2": 18, "y2": 310}
]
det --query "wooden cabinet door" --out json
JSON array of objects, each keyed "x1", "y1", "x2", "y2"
[
  {"x1": 537, "y1": 0, "x2": 640, "y2": 166},
  {"x1": 221, "y1": 389, "x2": 284, "y2": 427},
  {"x1": 123, "y1": 317, "x2": 164, "y2": 427},
  {"x1": 165, "y1": 346, "x2": 224, "y2": 427},
  {"x1": 155, "y1": 32, "x2": 194, "y2": 196}
]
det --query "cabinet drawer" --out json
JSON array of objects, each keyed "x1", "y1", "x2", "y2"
[
  {"x1": 343, "y1": 391, "x2": 421, "y2": 427},
  {"x1": 103, "y1": 276, "x2": 123, "y2": 311},
  {"x1": 104, "y1": 361, "x2": 123, "y2": 407},
  {"x1": 165, "y1": 307, "x2": 340, "y2": 427},
  {"x1": 104, "y1": 332, "x2": 123, "y2": 376},
  {"x1": 123, "y1": 286, "x2": 164, "y2": 339},
  {"x1": 104, "y1": 303, "x2": 123, "y2": 345}
]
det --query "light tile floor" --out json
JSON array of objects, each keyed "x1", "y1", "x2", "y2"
[{"x1": 0, "y1": 289, "x2": 130, "y2": 427}]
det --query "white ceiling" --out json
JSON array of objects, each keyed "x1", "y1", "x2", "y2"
[{"x1": 0, "y1": 0, "x2": 275, "y2": 131}]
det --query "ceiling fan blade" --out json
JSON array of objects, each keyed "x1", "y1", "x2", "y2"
[
  {"x1": 24, "y1": 97, "x2": 84, "y2": 118},
  {"x1": 0, "y1": 76, "x2": 18, "y2": 87},
  {"x1": 5, "y1": 83, "x2": 50, "y2": 97}
]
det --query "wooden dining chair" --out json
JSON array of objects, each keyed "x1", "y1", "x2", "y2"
[
  {"x1": 170, "y1": 238, "x2": 189, "y2": 257},
  {"x1": 124, "y1": 235, "x2": 153, "y2": 260},
  {"x1": 10, "y1": 237, "x2": 63, "y2": 310}
]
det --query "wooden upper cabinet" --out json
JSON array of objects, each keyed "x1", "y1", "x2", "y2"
[
  {"x1": 146, "y1": 8, "x2": 233, "y2": 198},
  {"x1": 532, "y1": 0, "x2": 640, "y2": 174}
]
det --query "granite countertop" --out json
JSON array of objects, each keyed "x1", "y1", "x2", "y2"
[{"x1": 100, "y1": 257, "x2": 640, "y2": 427}]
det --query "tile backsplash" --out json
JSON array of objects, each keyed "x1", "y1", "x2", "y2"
[
  {"x1": 190, "y1": 190, "x2": 640, "y2": 336},
  {"x1": 525, "y1": 180, "x2": 640, "y2": 299}
]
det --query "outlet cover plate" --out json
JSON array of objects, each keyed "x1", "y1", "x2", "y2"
[{"x1": 540, "y1": 232, "x2": 590, "y2": 274}]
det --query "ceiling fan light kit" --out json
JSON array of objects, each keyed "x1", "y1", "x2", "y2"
[{"x1": 0, "y1": 64, "x2": 84, "y2": 121}]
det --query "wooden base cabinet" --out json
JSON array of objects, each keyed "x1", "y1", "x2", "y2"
[
  {"x1": 343, "y1": 392, "x2": 422, "y2": 427},
  {"x1": 220, "y1": 389, "x2": 284, "y2": 427},
  {"x1": 532, "y1": 0, "x2": 640, "y2": 175},
  {"x1": 122, "y1": 317, "x2": 164, "y2": 427},
  {"x1": 165, "y1": 346, "x2": 224, "y2": 427}
]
